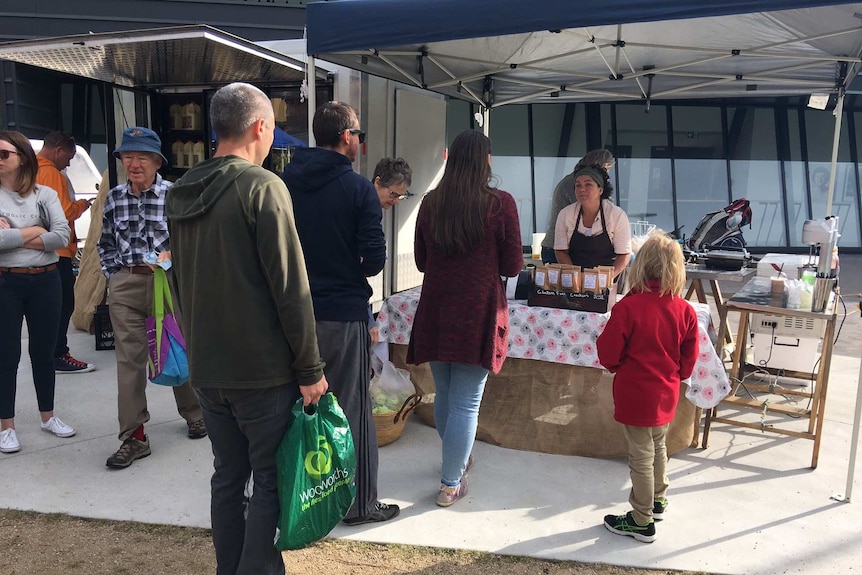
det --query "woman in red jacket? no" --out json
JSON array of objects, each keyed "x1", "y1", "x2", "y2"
[
  {"x1": 407, "y1": 129, "x2": 523, "y2": 508},
  {"x1": 596, "y1": 232, "x2": 699, "y2": 543}
]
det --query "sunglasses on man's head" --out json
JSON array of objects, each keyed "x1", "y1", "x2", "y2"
[
  {"x1": 0, "y1": 150, "x2": 20, "y2": 160},
  {"x1": 338, "y1": 128, "x2": 366, "y2": 144}
]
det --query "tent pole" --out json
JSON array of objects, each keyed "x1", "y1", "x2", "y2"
[
  {"x1": 837, "y1": 356, "x2": 862, "y2": 502},
  {"x1": 825, "y1": 91, "x2": 844, "y2": 217},
  {"x1": 483, "y1": 107, "x2": 490, "y2": 137},
  {"x1": 307, "y1": 55, "x2": 317, "y2": 147}
]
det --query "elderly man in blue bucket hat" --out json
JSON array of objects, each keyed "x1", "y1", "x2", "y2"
[{"x1": 97, "y1": 127, "x2": 205, "y2": 469}]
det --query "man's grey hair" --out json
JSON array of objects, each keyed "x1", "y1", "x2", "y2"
[{"x1": 210, "y1": 82, "x2": 273, "y2": 141}]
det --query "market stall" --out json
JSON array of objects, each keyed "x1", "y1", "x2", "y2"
[{"x1": 378, "y1": 288, "x2": 730, "y2": 458}]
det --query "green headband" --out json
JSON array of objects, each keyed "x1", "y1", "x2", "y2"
[{"x1": 573, "y1": 166, "x2": 604, "y2": 188}]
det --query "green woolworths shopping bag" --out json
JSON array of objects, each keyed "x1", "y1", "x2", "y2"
[{"x1": 276, "y1": 393, "x2": 356, "y2": 550}]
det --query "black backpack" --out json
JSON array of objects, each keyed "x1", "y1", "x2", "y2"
[{"x1": 687, "y1": 198, "x2": 753, "y2": 251}]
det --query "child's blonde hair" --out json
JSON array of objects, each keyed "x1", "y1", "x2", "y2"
[{"x1": 627, "y1": 231, "x2": 686, "y2": 296}]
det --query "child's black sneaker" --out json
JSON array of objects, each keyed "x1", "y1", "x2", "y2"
[
  {"x1": 653, "y1": 498, "x2": 668, "y2": 521},
  {"x1": 603, "y1": 511, "x2": 656, "y2": 543}
]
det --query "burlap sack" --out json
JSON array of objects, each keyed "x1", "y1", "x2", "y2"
[
  {"x1": 390, "y1": 344, "x2": 696, "y2": 458},
  {"x1": 71, "y1": 170, "x2": 110, "y2": 333}
]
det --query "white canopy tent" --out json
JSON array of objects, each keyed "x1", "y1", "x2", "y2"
[{"x1": 305, "y1": 0, "x2": 862, "y2": 499}]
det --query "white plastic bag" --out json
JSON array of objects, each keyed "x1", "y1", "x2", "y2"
[{"x1": 370, "y1": 354, "x2": 415, "y2": 416}]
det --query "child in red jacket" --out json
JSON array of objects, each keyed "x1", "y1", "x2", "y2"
[{"x1": 596, "y1": 232, "x2": 699, "y2": 543}]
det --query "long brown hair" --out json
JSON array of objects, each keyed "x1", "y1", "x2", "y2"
[
  {"x1": 0, "y1": 131, "x2": 37, "y2": 196},
  {"x1": 423, "y1": 130, "x2": 498, "y2": 255}
]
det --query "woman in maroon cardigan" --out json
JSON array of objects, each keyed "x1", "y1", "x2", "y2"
[{"x1": 407, "y1": 129, "x2": 523, "y2": 507}]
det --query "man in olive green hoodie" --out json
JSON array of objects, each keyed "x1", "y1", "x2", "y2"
[{"x1": 166, "y1": 82, "x2": 328, "y2": 575}]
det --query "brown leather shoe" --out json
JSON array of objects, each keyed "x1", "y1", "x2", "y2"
[
  {"x1": 106, "y1": 436, "x2": 151, "y2": 469},
  {"x1": 187, "y1": 419, "x2": 207, "y2": 439}
]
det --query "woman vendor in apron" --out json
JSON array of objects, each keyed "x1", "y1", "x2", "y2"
[{"x1": 553, "y1": 164, "x2": 632, "y2": 281}]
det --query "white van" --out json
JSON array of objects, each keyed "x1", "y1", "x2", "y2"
[{"x1": 29, "y1": 140, "x2": 102, "y2": 248}]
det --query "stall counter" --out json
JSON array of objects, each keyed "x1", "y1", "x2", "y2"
[{"x1": 378, "y1": 288, "x2": 730, "y2": 457}]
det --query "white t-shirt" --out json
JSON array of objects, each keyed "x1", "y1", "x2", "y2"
[{"x1": 554, "y1": 199, "x2": 632, "y2": 255}]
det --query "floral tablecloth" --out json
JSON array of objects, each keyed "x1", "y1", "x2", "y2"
[{"x1": 377, "y1": 287, "x2": 730, "y2": 409}]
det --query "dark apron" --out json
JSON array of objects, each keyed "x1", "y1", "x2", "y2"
[{"x1": 568, "y1": 204, "x2": 616, "y2": 270}]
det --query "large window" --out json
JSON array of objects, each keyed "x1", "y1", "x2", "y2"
[
  {"x1": 489, "y1": 105, "x2": 532, "y2": 243},
  {"x1": 532, "y1": 104, "x2": 586, "y2": 240},
  {"x1": 443, "y1": 96, "x2": 862, "y2": 251},
  {"x1": 672, "y1": 106, "x2": 729, "y2": 239},
  {"x1": 806, "y1": 108, "x2": 859, "y2": 246},
  {"x1": 613, "y1": 104, "x2": 674, "y2": 234},
  {"x1": 727, "y1": 106, "x2": 785, "y2": 247}
]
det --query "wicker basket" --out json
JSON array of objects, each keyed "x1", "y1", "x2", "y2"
[{"x1": 374, "y1": 393, "x2": 422, "y2": 447}]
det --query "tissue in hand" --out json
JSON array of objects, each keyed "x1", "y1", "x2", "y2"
[{"x1": 143, "y1": 251, "x2": 172, "y2": 271}]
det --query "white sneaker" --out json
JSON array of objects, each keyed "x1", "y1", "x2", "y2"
[
  {"x1": 0, "y1": 428, "x2": 20, "y2": 453},
  {"x1": 41, "y1": 416, "x2": 76, "y2": 438}
]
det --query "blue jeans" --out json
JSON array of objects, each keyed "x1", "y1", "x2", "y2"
[
  {"x1": 196, "y1": 384, "x2": 301, "y2": 575},
  {"x1": 0, "y1": 269, "x2": 61, "y2": 419},
  {"x1": 429, "y1": 362, "x2": 489, "y2": 487}
]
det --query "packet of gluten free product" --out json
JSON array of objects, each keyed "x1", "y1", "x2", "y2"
[
  {"x1": 597, "y1": 265, "x2": 614, "y2": 292},
  {"x1": 560, "y1": 267, "x2": 575, "y2": 291},
  {"x1": 547, "y1": 264, "x2": 562, "y2": 290},
  {"x1": 534, "y1": 266, "x2": 549, "y2": 289},
  {"x1": 582, "y1": 268, "x2": 600, "y2": 294},
  {"x1": 571, "y1": 268, "x2": 582, "y2": 293}
]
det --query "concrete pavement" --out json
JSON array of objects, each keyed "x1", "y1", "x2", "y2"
[{"x1": 2, "y1": 256, "x2": 862, "y2": 574}]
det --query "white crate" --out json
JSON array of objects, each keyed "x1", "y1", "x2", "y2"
[
  {"x1": 756, "y1": 253, "x2": 816, "y2": 278},
  {"x1": 750, "y1": 313, "x2": 826, "y2": 339},
  {"x1": 751, "y1": 332, "x2": 820, "y2": 374}
]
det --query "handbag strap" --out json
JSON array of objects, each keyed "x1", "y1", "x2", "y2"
[{"x1": 152, "y1": 267, "x2": 174, "y2": 353}]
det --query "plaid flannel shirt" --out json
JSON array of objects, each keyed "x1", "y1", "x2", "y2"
[{"x1": 98, "y1": 174, "x2": 172, "y2": 276}]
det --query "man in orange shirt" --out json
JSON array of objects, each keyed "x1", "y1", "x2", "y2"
[{"x1": 36, "y1": 132, "x2": 95, "y2": 373}]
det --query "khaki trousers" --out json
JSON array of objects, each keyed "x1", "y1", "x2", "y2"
[
  {"x1": 622, "y1": 424, "x2": 669, "y2": 526},
  {"x1": 108, "y1": 269, "x2": 201, "y2": 441}
]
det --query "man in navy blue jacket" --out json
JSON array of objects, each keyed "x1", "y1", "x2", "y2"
[{"x1": 281, "y1": 101, "x2": 398, "y2": 525}]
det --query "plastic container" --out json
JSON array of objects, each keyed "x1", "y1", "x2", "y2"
[
  {"x1": 182, "y1": 141, "x2": 193, "y2": 168},
  {"x1": 182, "y1": 101, "x2": 202, "y2": 130},
  {"x1": 169, "y1": 103, "x2": 183, "y2": 130},
  {"x1": 171, "y1": 140, "x2": 184, "y2": 168},
  {"x1": 192, "y1": 140, "x2": 205, "y2": 166}
]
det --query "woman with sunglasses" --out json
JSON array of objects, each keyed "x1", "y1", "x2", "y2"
[
  {"x1": 407, "y1": 129, "x2": 523, "y2": 507},
  {"x1": 0, "y1": 131, "x2": 75, "y2": 454}
]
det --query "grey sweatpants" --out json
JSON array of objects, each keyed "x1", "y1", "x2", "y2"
[{"x1": 315, "y1": 319, "x2": 378, "y2": 519}]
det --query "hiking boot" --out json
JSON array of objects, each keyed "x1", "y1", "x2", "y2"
[
  {"x1": 40, "y1": 416, "x2": 76, "y2": 438},
  {"x1": 653, "y1": 498, "x2": 668, "y2": 521},
  {"x1": 187, "y1": 419, "x2": 207, "y2": 439},
  {"x1": 54, "y1": 353, "x2": 95, "y2": 374},
  {"x1": 436, "y1": 475, "x2": 469, "y2": 507},
  {"x1": 106, "y1": 436, "x2": 151, "y2": 469},
  {"x1": 0, "y1": 429, "x2": 20, "y2": 453},
  {"x1": 342, "y1": 502, "x2": 401, "y2": 526},
  {"x1": 603, "y1": 511, "x2": 656, "y2": 543}
]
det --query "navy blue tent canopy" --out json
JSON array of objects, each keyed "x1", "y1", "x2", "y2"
[
  {"x1": 308, "y1": 0, "x2": 860, "y2": 54},
  {"x1": 306, "y1": 0, "x2": 862, "y2": 105},
  {"x1": 273, "y1": 126, "x2": 306, "y2": 149}
]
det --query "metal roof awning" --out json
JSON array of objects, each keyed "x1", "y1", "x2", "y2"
[{"x1": 0, "y1": 25, "x2": 325, "y2": 89}]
